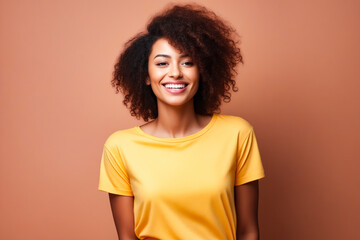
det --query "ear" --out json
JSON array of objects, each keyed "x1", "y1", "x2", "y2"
[{"x1": 145, "y1": 77, "x2": 151, "y2": 85}]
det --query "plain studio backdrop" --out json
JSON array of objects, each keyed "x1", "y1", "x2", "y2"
[{"x1": 0, "y1": 0, "x2": 359, "y2": 239}]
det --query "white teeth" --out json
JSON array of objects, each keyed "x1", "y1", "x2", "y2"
[{"x1": 164, "y1": 84, "x2": 186, "y2": 89}]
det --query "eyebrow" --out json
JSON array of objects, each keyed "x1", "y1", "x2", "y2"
[{"x1": 153, "y1": 54, "x2": 189, "y2": 59}]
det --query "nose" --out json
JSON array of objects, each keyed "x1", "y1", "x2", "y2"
[{"x1": 169, "y1": 63, "x2": 183, "y2": 79}]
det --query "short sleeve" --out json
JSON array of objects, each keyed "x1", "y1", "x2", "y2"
[
  {"x1": 98, "y1": 144, "x2": 133, "y2": 196},
  {"x1": 235, "y1": 127, "x2": 265, "y2": 186}
]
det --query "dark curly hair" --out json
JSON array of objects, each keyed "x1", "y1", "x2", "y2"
[{"x1": 112, "y1": 3, "x2": 243, "y2": 121}]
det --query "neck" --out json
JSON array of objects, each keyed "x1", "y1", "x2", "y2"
[{"x1": 154, "y1": 100, "x2": 201, "y2": 138}]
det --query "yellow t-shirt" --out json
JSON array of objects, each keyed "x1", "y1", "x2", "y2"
[{"x1": 98, "y1": 114, "x2": 265, "y2": 240}]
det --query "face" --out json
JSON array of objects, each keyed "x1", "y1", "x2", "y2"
[{"x1": 147, "y1": 38, "x2": 200, "y2": 108}]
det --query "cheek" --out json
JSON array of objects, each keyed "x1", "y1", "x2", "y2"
[
  {"x1": 191, "y1": 71, "x2": 200, "y2": 87},
  {"x1": 193, "y1": 81, "x2": 200, "y2": 93},
  {"x1": 193, "y1": 73, "x2": 201, "y2": 93},
  {"x1": 149, "y1": 71, "x2": 166, "y2": 84}
]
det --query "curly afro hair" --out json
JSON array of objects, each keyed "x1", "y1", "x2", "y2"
[{"x1": 112, "y1": 3, "x2": 243, "y2": 121}]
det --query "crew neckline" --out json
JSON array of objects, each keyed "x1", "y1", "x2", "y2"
[{"x1": 134, "y1": 114, "x2": 218, "y2": 142}]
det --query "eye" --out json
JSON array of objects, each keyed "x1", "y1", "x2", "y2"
[
  {"x1": 156, "y1": 62, "x2": 168, "y2": 66},
  {"x1": 183, "y1": 61, "x2": 194, "y2": 66}
]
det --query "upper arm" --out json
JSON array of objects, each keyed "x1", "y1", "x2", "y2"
[
  {"x1": 109, "y1": 193, "x2": 137, "y2": 240},
  {"x1": 235, "y1": 127, "x2": 265, "y2": 186},
  {"x1": 234, "y1": 180, "x2": 260, "y2": 238}
]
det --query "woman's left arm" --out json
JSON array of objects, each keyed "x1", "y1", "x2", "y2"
[{"x1": 234, "y1": 180, "x2": 260, "y2": 240}]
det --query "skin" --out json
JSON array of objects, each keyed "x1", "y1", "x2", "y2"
[
  {"x1": 143, "y1": 37, "x2": 212, "y2": 138},
  {"x1": 235, "y1": 181, "x2": 260, "y2": 240},
  {"x1": 109, "y1": 38, "x2": 260, "y2": 240}
]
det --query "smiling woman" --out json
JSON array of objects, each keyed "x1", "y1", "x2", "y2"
[
  {"x1": 146, "y1": 38, "x2": 200, "y2": 111},
  {"x1": 98, "y1": 3, "x2": 265, "y2": 240}
]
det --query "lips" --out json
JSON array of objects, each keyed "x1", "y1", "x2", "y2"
[
  {"x1": 162, "y1": 81, "x2": 188, "y2": 87},
  {"x1": 163, "y1": 83, "x2": 187, "y2": 89},
  {"x1": 162, "y1": 82, "x2": 189, "y2": 94}
]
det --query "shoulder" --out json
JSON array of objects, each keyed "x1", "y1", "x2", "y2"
[
  {"x1": 212, "y1": 114, "x2": 256, "y2": 142},
  {"x1": 215, "y1": 114, "x2": 254, "y2": 132},
  {"x1": 103, "y1": 127, "x2": 138, "y2": 149}
]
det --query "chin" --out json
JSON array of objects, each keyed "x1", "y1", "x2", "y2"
[{"x1": 159, "y1": 98, "x2": 194, "y2": 108}]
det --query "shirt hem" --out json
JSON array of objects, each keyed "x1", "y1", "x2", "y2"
[
  {"x1": 234, "y1": 172, "x2": 265, "y2": 186},
  {"x1": 98, "y1": 185, "x2": 134, "y2": 196}
]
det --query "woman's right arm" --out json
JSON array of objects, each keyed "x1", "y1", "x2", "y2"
[{"x1": 109, "y1": 193, "x2": 138, "y2": 240}]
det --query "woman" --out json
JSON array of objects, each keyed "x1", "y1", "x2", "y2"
[{"x1": 98, "y1": 4, "x2": 265, "y2": 240}]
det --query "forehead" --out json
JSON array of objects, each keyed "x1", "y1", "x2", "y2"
[{"x1": 150, "y1": 38, "x2": 184, "y2": 56}]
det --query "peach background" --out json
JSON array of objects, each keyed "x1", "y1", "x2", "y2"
[{"x1": 1, "y1": 0, "x2": 359, "y2": 239}]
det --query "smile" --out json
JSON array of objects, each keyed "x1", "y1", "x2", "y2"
[
  {"x1": 162, "y1": 83, "x2": 188, "y2": 94},
  {"x1": 164, "y1": 83, "x2": 187, "y2": 89}
]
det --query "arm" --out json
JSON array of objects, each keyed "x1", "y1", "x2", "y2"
[
  {"x1": 109, "y1": 193, "x2": 138, "y2": 240},
  {"x1": 234, "y1": 180, "x2": 260, "y2": 240}
]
